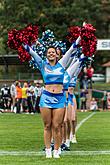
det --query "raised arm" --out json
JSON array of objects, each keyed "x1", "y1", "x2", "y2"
[
  {"x1": 64, "y1": 51, "x2": 78, "y2": 69},
  {"x1": 59, "y1": 36, "x2": 81, "y2": 69},
  {"x1": 66, "y1": 54, "x2": 86, "y2": 79},
  {"x1": 22, "y1": 44, "x2": 43, "y2": 71}
]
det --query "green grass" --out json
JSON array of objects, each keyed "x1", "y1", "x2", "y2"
[
  {"x1": 0, "y1": 112, "x2": 110, "y2": 165},
  {"x1": 0, "y1": 114, "x2": 44, "y2": 151},
  {"x1": 0, "y1": 155, "x2": 110, "y2": 165}
]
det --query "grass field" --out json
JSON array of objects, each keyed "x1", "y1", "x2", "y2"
[{"x1": 0, "y1": 111, "x2": 110, "y2": 165}]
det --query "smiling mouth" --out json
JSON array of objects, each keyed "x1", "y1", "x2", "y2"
[{"x1": 48, "y1": 55, "x2": 55, "y2": 58}]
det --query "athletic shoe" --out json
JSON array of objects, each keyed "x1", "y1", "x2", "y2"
[
  {"x1": 58, "y1": 147, "x2": 61, "y2": 155},
  {"x1": 71, "y1": 135, "x2": 77, "y2": 144},
  {"x1": 43, "y1": 143, "x2": 54, "y2": 152},
  {"x1": 61, "y1": 143, "x2": 65, "y2": 151},
  {"x1": 65, "y1": 139, "x2": 70, "y2": 148},
  {"x1": 61, "y1": 143, "x2": 70, "y2": 151},
  {"x1": 43, "y1": 146, "x2": 46, "y2": 151},
  {"x1": 63, "y1": 145, "x2": 70, "y2": 151},
  {"x1": 45, "y1": 148, "x2": 52, "y2": 158},
  {"x1": 51, "y1": 142, "x2": 54, "y2": 151},
  {"x1": 53, "y1": 149, "x2": 60, "y2": 158},
  {"x1": 70, "y1": 132, "x2": 73, "y2": 141}
]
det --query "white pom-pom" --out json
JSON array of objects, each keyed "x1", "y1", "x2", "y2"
[{"x1": 83, "y1": 22, "x2": 86, "y2": 26}]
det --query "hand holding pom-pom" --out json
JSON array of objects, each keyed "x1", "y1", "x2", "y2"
[{"x1": 18, "y1": 45, "x2": 31, "y2": 62}]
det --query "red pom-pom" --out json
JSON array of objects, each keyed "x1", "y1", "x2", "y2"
[
  {"x1": 22, "y1": 24, "x2": 39, "y2": 45},
  {"x1": 81, "y1": 23, "x2": 97, "y2": 57},
  {"x1": 7, "y1": 29, "x2": 21, "y2": 50},
  {"x1": 8, "y1": 24, "x2": 39, "y2": 49},
  {"x1": 82, "y1": 23, "x2": 96, "y2": 33},
  {"x1": 18, "y1": 45, "x2": 31, "y2": 62},
  {"x1": 7, "y1": 24, "x2": 39, "y2": 62},
  {"x1": 66, "y1": 26, "x2": 81, "y2": 43}
]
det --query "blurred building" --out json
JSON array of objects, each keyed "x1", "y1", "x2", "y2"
[{"x1": 102, "y1": 61, "x2": 110, "y2": 83}]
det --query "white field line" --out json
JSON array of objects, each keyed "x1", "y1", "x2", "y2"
[
  {"x1": 0, "y1": 150, "x2": 110, "y2": 156},
  {"x1": 1, "y1": 112, "x2": 110, "y2": 156},
  {"x1": 76, "y1": 112, "x2": 96, "y2": 132}
]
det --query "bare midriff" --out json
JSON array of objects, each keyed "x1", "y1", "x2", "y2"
[{"x1": 45, "y1": 84, "x2": 63, "y2": 93}]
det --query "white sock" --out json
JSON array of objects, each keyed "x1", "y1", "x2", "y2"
[
  {"x1": 45, "y1": 148, "x2": 52, "y2": 158},
  {"x1": 66, "y1": 139, "x2": 70, "y2": 147},
  {"x1": 53, "y1": 149, "x2": 60, "y2": 158}
]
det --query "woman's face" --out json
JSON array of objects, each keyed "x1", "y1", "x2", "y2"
[
  {"x1": 46, "y1": 48, "x2": 57, "y2": 61},
  {"x1": 56, "y1": 48, "x2": 63, "y2": 60},
  {"x1": 56, "y1": 48, "x2": 61, "y2": 55}
]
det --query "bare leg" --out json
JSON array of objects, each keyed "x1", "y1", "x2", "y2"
[
  {"x1": 70, "y1": 97, "x2": 77, "y2": 143},
  {"x1": 52, "y1": 108, "x2": 65, "y2": 150},
  {"x1": 65, "y1": 104, "x2": 71, "y2": 147},
  {"x1": 40, "y1": 107, "x2": 52, "y2": 149}
]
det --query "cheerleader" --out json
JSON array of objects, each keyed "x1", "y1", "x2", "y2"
[
  {"x1": 23, "y1": 36, "x2": 81, "y2": 158},
  {"x1": 63, "y1": 53, "x2": 86, "y2": 148}
]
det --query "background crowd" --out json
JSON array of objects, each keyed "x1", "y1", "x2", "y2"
[
  {"x1": 0, "y1": 75, "x2": 108, "y2": 114},
  {"x1": 0, "y1": 81, "x2": 44, "y2": 114}
]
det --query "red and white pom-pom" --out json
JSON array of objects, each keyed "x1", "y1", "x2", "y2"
[
  {"x1": 82, "y1": 23, "x2": 96, "y2": 32},
  {"x1": 81, "y1": 23, "x2": 97, "y2": 57},
  {"x1": 66, "y1": 26, "x2": 81, "y2": 43},
  {"x1": 18, "y1": 45, "x2": 32, "y2": 62}
]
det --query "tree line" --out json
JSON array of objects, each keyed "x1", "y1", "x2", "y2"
[{"x1": 0, "y1": 0, "x2": 110, "y2": 72}]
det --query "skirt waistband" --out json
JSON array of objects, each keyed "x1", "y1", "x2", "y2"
[{"x1": 43, "y1": 90, "x2": 64, "y2": 96}]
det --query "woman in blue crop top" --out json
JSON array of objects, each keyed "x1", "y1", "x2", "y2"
[{"x1": 23, "y1": 36, "x2": 81, "y2": 158}]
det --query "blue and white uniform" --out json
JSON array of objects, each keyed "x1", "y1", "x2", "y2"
[
  {"x1": 23, "y1": 37, "x2": 80, "y2": 108},
  {"x1": 68, "y1": 57, "x2": 85, "y2": 105},
  {"x1": 63, "y1": 54, "x2": 86, "y2": 90},
  {"x1": 68, "y1": 77, "x2": 77, "y2": 106},
  {"x1": 63, "y1": 53, "x2": 86, "y2": 106}
]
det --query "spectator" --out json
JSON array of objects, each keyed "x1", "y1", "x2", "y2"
[
  {"x1": 10, "y1": 81, "x2": 16, "y2": 112},
  {"x1": 22, "y1": 82, "x2": 28, "y2": 113},
  {"x1": 80, "y1": 89, "x2": 87, "y2": 112},
  {"x1": 79, "y1": 69, "x2": 88, "y2": 90},
  {"x1": 27, "y1": 82, "x2": 35, "y2": 114},
  {"x1": 84, "y1": 64, "x2": 94, "y2": 89},
  {"x1": 15, "y1": 81, "x2": 22, "y2": 113},
  {"x1": 1, "y1": 84, "x2": 11, "y2": 111},
  {"x1": 34, "y1": 82, "x2": 44, "y2": 113},
  {"x1": 90, "y1": 97, "x2": 98, "y2": 111},
  {"x1": 102, "y1": 91, "x2": 108, "y2": 111}
]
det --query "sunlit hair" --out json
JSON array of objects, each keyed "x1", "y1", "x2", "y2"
[
  {"x1": 56, "y1": 47, "x2": 63, "y2": 60},
  {"x1": 56, "y1": 47, "x2": 63, "y2": 56},
  {"x1": 45, "y1": 46, "x2": 57, "y2": 55}
]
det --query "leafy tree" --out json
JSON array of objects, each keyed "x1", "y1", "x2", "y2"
[{"x1": 0, "y1": 0, "x2": 110, "y2": 73}]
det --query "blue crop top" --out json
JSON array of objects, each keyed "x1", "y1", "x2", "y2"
[
  {"x1": 69, "y1": 76, "x2": 77, "y2": 87},
  {"x1": 41, "y1": 60, "x2": 65, "y2": 84},
  {"x1": 63, "y1": 71, "x2": 70, "y2": 90}
]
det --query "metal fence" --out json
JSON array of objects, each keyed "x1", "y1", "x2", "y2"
[{"x1": 0, "y1": 72, "x2": 42, "y2": 81}]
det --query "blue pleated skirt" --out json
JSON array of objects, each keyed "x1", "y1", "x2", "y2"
[{"x1": 39, "y1": 90, "x2": 66, "y2": 108}]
